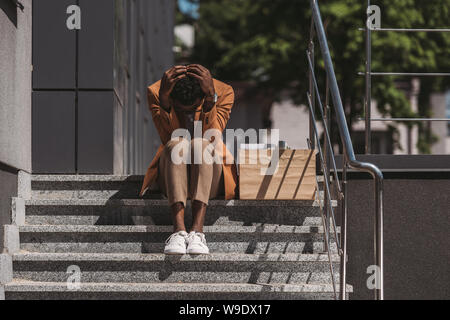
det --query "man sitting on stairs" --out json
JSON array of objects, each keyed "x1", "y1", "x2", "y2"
[{"x1": 139, "y1": 64, "x2": 238, "y2": 255}]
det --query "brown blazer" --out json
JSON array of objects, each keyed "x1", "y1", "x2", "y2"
[{"x1": 139, "y1": 78, "x2": 238, "y2": 200}]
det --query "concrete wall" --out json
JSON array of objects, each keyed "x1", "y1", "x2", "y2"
[
  {"x1": 341, "y1": 170, "x2": 450, "y2": 299},
  {"x1": 114, "y1": 0, "x2": 175, "y2": 175},
  {"x1": 0, "y1": 0, "x2": 32, "y2": 251},
  {"x1": 31, "y1": 0, "x2": 175, "y2": 175},
  {"x1": 0, "y1": 0, "x2": 32, "y2": 172},
  {"x1": 0, "y1": 164, "x2": 18, "y2": 252}
]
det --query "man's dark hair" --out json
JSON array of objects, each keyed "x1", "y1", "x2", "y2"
[{"x1": 170, "y1": 76, "x2": 205, "y2": 106}]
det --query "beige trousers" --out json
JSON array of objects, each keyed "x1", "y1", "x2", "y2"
[{"x1": 158, "y1": 138, "x2": 224, "y2": 207}]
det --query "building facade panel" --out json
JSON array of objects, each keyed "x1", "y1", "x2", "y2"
[
  {"x1": 32, "y1": 0, "x2": 76, "y2": 89},
  {"x1": 78, "y1": 0, "x2": 114, "y2": 89},
  {"x1": 31, "y1": 0, "x2": 175, "y2": 174},
  {"x1": 77, "y1": 91, "x2": 114, "y2": 173},
  {"x1": 32, "y1": 91, "x2": 76, "y2": 173}
]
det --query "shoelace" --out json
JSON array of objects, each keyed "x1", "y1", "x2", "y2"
[
  {"x1": 188, "y1": 232, "x2": 206, "y2": 245},
  {"x1": 165, "y1": 232, "x2": 186, "y2": 245}
]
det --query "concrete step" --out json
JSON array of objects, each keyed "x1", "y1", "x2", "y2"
[
  {"x1": 31, "y1": 175, "x2": 329, "y2": 183},
  {"x1": 4, "y1": 281, "x2": 351, "y2": 300},
  {"x1": 13, "y1": 270, "x2": 341, "y2": 285},
  {"x1": 31, "y1": 174, "x2": 328, "y2": 186},
  {"x1": 31, "y1": 190, "x2": 328, "y2": 200},
  {"x1": 31, "y1": 175, "x2": 145, "y2": 197},
  {"x1": 26, "y1": 216, "x2": 330, "y2": 227},
  {"x1": 19, "y1": 225, "x2": 339, "y2": 254},
  {"x1": 31, "y1": 175, "x2": 329, "y2": 200},
  {"x1": 31, "y1": 174, "x2": 164, "y2": 200},
  {"x1": 12, "y1": 252, "x2": 341, "y2": 278},
  {"x1": 12, "y1": 252, "x2": 342, "y2": 284},
  {"x1": 25, "y1": 199, "x2": 335, "y2": 226}
]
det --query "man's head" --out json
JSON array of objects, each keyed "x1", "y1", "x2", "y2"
[{"x1": 170, "y1": 76, "x2": 205, "y2": 111}]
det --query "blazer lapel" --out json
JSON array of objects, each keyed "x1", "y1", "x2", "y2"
[{"x1": 169, "y1": 107, "x2": 182, "y2": 131}]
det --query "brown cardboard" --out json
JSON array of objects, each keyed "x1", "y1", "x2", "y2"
[{"x1": 239, "y1": 149, "x2": 317, "y2": 200}]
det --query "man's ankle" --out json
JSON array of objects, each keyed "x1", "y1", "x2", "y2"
[
  {"x1": 192, "y1": 200, "x2": 207, "y2": 208},
  {"x1": 171, "y1": 202, "x2": 185, "y2": 212}
]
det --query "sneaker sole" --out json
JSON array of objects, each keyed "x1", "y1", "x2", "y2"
[
  {"x1": 186, "y1": 250, "x2": 210, "y2": 255},
  {"x1": 164, "y1": 249, "x2": 187, "y2": 255}
]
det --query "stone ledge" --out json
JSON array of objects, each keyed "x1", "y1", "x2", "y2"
[
  {"x1": 5, "y1": 281, "x2": 353, "y2": 293},
  {"x1": 25, "y1": 198, "x2": 336, "y2": 207},
  {"x1": 19, "y1": 224, "x2": 340, "y2": 234},
  {"x1": 13, "y1": 252, "x2": 341, "y2": 262},
  {"x1": 0, "y1": 254, "x2": 12, "y2": 285}
]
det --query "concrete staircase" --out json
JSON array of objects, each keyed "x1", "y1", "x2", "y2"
[{"x1": 3, "y1": 175, "x2": 351, "y2": 300}]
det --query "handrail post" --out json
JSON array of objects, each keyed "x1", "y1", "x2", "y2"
[
  {"x1": 339, "y1": 158, "x2": 348, "y2": 300},
  {"x1": 324, "y1": 77, "x2": 331, "y2": 252},
  {"x1": 374, "y1": 174, "x2": 384, "y2": 300},
  {"x1": 307, "y1": 93, "x2": 339, "y2": 299},
  {"x1": 309, "y1": 20, "x2": 316, "y2": 151},
  {"x1": 365, "y1": 0, "x2": 372, "y2": 154},
  {"x1": 310, "y1": 0, "x2": 384, "y2": 300}
]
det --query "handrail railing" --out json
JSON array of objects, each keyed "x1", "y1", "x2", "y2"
[
  {"x1": 358, "y1": 117, "x2": 450, "y2": 122},
  {"x1": 358, "y1": 28, "x2": 450, "y2": 32},
  {"x1": 363, "y1": 0, "x2": 450, "y2": 154},
  {"x1": 308, "y1": 0, "x2": 385, "y2": 300}
]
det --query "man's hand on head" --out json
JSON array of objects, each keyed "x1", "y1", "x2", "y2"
[
  {"x1": 187, "y1": 64, "x2": 216, "y2": 111},
  {"x1": 187, "y1": 65, "x2": 215, "y2": 97},
  {"x1": 159, "y1": 66, "x2": 187, "y2": 112}
]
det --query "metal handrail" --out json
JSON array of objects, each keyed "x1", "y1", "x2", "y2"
[
  {"x1": 307, "y1": 54, "x2": 343, "y2": 196},
  {"x1": 359, "y1": 72, "x2": 450, "y2": 76},
  {"x1": 306, "y1": 92, "x2": 341, "y2": 249},
  {"x1": 364, "y1": 0, "x2": 450, "y2": 154},
  {"x1": 309, "y1": 0, "x2": 385, "y2": 300},
  {"x1": 306, "y1": 52, "x2": 344, "y2": 276},
  {"x1": 359, "y1": 28, "x2": 450, "y2": 32},
  {"x1": 308, "y1": 135, "x2": 339, "y2": 300},
  {"x1": 307, "y1": 7, "x2": 341, "y2": 300},
  {"x1": 358, "y1": 118, "x2": 450, "y2": 122}
]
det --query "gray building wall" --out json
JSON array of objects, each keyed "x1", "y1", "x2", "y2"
[
  {"x1": 333, "y1": 155, "x2": 450, "y2": 300},
  {"x1": 1, "y1": 0, "x2": 174, "y2": 248},
  {"x1": 0, "y1": 0, "x2": 32, "y2": 172},
  {"x1": 32, "y1": 0, "x2": 174, "y2": 175},
  {"x1": 0, "y1": 0, "x2": 32, "y2": 251},
  {"x1": 114, "y1": 0, "x2": 175, "y2": 175},
  {"x1": 346, "y1": 173, "x2": 450, "y2": 300}
]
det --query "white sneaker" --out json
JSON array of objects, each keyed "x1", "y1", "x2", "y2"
[
  {"x1": 164, "y1": 231, "x2": 188, "y2": 255},
  {"x1": 186, "y1": 231, "x2": 210, "y2": 255}
]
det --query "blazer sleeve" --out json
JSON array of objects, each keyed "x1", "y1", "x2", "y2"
[
  {"x1": 202, "y1": 85, "x2": 235, "y2": 132},
  {"x1": 147, "y1": 86, "x2": 172, "y2": 143}
]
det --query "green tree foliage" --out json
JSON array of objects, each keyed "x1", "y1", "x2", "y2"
[{"x1": 185, "y1": 0, "x2": 449, "y2": 153}]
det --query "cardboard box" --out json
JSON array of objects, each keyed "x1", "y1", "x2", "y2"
[{"x1": 239, "y1": 149, "x2": 317, "y2": 200}]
